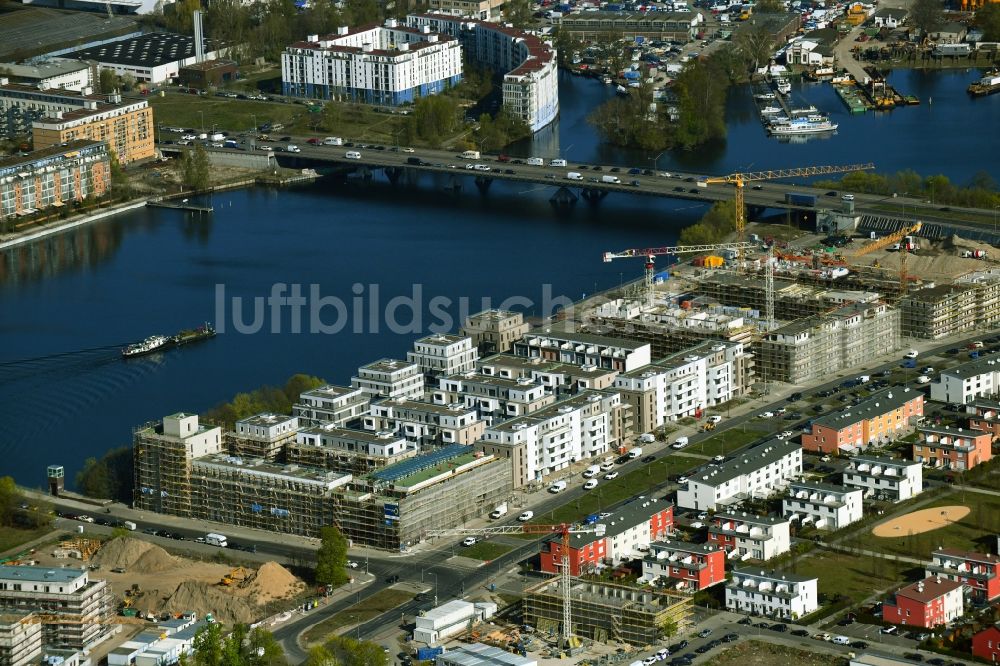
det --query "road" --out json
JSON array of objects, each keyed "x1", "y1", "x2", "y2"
[{"x1": 157, "y1": 131, "x2": 1000, "y2": 233}]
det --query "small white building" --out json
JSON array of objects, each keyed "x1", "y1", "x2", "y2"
[
  {"x1": 0, "y1": 58, "x2": 92, "y2": 91},
  {"x1": 782, "y1": 481, "x2": 863, "y2": 530},
  {"x1": 725, "y1": 568, "x2": 818, "y2": 620},
  {"x1": 872, "y1": 7, "x2": 907, "y2": 28},
  {"x1": 842, "y1": 455, "x2": 923, "y2": 502},
  {"x1": 413, "y1": 600, "x2": 496, "y2": 645},
  {"x1": 677, "y1": 438, "x2": 803, "y2": 511},
  {"x1": 407, "y1": 333, "x2": 479, "y2": 378},
  {"x1": 930, "y1": 357, "x2": 1000, "y2": 405},
  {"x1": 351, "y1": 359, "x2": 425, "y2": 400},
  {"x1": 707, "y1": 512, "x2": 792, "y2": 561},
  {"x1": 66, "y1": 33, "x2": 228, "y2": 85}
]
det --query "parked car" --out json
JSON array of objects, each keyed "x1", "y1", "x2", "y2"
[
  {"x1": 758, "y1": 411, "x2": 774, "y2": 419},
  {"x1": 462, "y1": 536, "x2": 478, "y2": 547},
  {"x1": 518, "y1": 511, "x2": 534, "y2": 522},
  {"x1": 881, "y1": 626, "x2": 898, "y2": 635},
  {"x1": 584, "y1": 479, "x2": 599, "y2": 490},
  {"x1": 604, "y1": 471, "x2": 619, "y2": 480},
  {"x1": 697, "y1": 629, "x2": 712, "y2": 638}
]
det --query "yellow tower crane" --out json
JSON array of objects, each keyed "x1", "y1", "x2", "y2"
[
  {"x1": 701, "y1": 163, "x2": 876, "y2": 256},
  {"x1": 850, "y1": 222, "x2": 923, "y2": 295}
]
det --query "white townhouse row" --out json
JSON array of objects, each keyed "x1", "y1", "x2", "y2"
[
  {"x1": 725, "y1": 568, "x2": 819, "y2": 620},
  {"x1": 782, "y1": 481, "x2": 863, "y2": 530},
  {"x1": 676, "y1": 439, "x2": 803, "y2": 511}
]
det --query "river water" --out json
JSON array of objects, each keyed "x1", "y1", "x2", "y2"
[{"x1": 1, "y1": 67, "x2": 997, "y2": 487}]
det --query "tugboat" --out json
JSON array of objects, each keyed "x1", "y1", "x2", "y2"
[
  {"x1": 122, "y1": 335, "x2": 169, "y2": 358},
  {"x1": 775, "y1": 77, "x2": 792, "y2": 95}
]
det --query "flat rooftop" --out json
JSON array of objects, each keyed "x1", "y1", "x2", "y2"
[
  {"x1": 0, "y1": 6, "x2": 139, "y2": 61},
  {"x1": 490, "y1": 391, "x2": 612, "y2": 432},
  {"x1": 358, "y1": 358, "x2": 418, "y2": 374},
  {"x1": 237, "y1": 412, "x2": 297, "y2": 427},
  {"x1": 0, "y1": 140, "x2": 103, "y2": 171},
  {"x1": 523, "y1": 324, "x2": 648, "y2": 351},
  {"x1": 0, "y1": 57, "x2": 89, "y2": 80},
  {"x1": 374, "y1": 397, "x2": 476, "y2": 416},
  {"x1": 297, "y1": 424, "x2": 405, "y2": 444},
  {"x1": 68, "y1": 33, "x2": 217, "y2": 68},
  {"x1": 0, "y1": 565, "x2": 85, "y2": 583},
  {"x1": 193, "y1": 453, "x2": 351, "y2": 486},
  {"x1": 300, "y1": 384, "x2": 365, "y2": 399}
]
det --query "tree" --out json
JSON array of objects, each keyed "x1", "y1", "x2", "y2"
[
  {"x1": 973, "y1": 3, "x2": 1000, "y2": 41},
  {"x1": 734, "y1": 22, "x2": 775, "y2": 74},
  {"x1": 753, "y1": 0, "x2": 786, "y2": 12},
  {"x1": 0, "y1": 476, "x2": 18, "y2": 528},
  {"x1": 304, "y1": 646, "x2": 340, "y2": 666},
  {"x1": 910, "y1": 0, "x2": 944, "y2": 35},
  {"x1": 504, "y1": 0, "x2": 534, "y2": 29},
  {"x1": 99, "y1": 69, "x2": 119, "y2": 94},
  {"x1": 660, "y1": 618, "x2": 679, "y2": 640},
  {"x1": 182, "y1": 623, "x2": 285, "y2": 666},
  {"x1": 344, "y1": 641, "x2": 387, "y2": 666},
  {"x1": 315, "y1": 526, "x2": 349, "y2": 588},
  {"x1": 182, "y1": 144, "x2": 211, "y2": 190}
]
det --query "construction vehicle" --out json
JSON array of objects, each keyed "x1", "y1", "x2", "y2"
[
  {"x1": 426, "y1": 521, "x2": 606, "y2": 650},
  {"x1": 701, "y1": 163, "x2": 875, "y2": 255},
  {"x1": 220, "y1": 566, "x2": 250, "y2": 586},
  {"x1": 849, "y1": 222, "x2": 922, "y2": 295}
]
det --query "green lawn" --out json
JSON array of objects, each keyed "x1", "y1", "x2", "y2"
[
  {"x1": 301, "y1": 588, "x2": 414, "y2": 644},
  {"x1": 148, "y1": 93, "x2": 412, "y2": 144},
  {"x1": 525, "y1": 454, "x2": 703, "y2": 530},
  {"x1": 850, "y1": 491, "x2": 1000, "y2": 559},
  {"x1": 794, "y1": 550, "x2": 912, "y2": 605},
  {"x1": 461, "y1": 541, "x2": 512, "y2": 562},
  {"x1": 691, "y1": 428, "x2": 767, "y2": 457},
  {"x1": 0, "y1": 525, "x2": 56, "y2": 556}
]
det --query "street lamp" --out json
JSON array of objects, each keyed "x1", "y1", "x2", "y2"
[
  {"x1": 650, "y1": 150, "x2": 666, "y2": 173},
  {"x1": 426, "y1": 571, "x2": 438, "y2": 606}
]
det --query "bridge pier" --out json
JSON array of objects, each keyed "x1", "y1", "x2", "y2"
[
  {"x1": 384, "y1": 166, "x2": 403, "y2": 184},
  {"x1": 747, "y1": 204, "x2": 765, "y2": 219},
  {"x1": 581, "y1": 188, "x2": 608, "y2": 204},
  {"x1": 549, "y1": 186, "x2": 578, "y2": 208},
  {"x1": 474, "y1": 176, "x2": 493, "y2": 194},
  {"x1": 444, "y1": 176, "x2": 463, "y2": 194}
]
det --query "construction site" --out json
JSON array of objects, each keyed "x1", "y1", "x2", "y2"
[{"x1": 585, "y1": 166, "x2": 1000, "y2": 389}]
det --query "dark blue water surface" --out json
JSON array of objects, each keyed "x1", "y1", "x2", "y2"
[{"x1": 1, "y1": 67, "x2": 997, "y2": 487}]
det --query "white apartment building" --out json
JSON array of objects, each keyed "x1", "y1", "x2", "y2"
[
  {"x1": 478, "y1": 354, "x2": 620, "y2": 397},
  {"x1": 0, "y1": 611, "x2": 41, "y2": 666},
  {"x1": 842, "y1": 455, "x2": 923, "y2": 502},
  {"x1": 134, "y1": 413, "x2": 223, "y2": 516},
  {"x1": 364, "y1": 398, "x2": 484, "y2": 446},
  {"x1": 931, "y1": 358, "x2": 1000, "y2": 404},
  {"x1": 676, "y1": 439, "x2": 803, "y2": 511},
  {"x1": 351, "y1": 359, "x2": 424, "y2": 400},
  {"x1": 0, "y1": 59, "x2": 92, "y2": 91},
  {"x1": 615, "y1": 341, "x2": 748, "y2": 433},
  {"x1": 281, "y1": 19, "x2": 463, "y2": 105},
  {"x1": 511, "y1": 326, "x2": 652, "y2": 373},
  {"x1": 479, "y1": 390, "x2": 623, "y2": 482},
  {"x1": 294, "y1": 425, "x2": 410, "y2": 457},
  {"x1": 293, "y1": 384, "x2": 371, "y2": 427},
  {"x1": 407, "y1": 334, "x2": 478, "y2": 378},
  {"x1": 0, "y1": 566, "x2": 114, "y2": 650},
  {"x1": 407, "y1": 14, "x2": 559, "y2": 132},
  {"x1": 782, "y1": 481, "x2": 863, "y2": 530},
  {"x1": 230, "y1": 413, "x2": 299, "y2": 460},
  {"x1": 435, "y1": 372, "x2": 555, "y2": 424},
  {"x1": 725, "y1": 568, "x2": 819, "y2": 620},
  {"x1": 708, "y1": 512, "x2": 792, "y2": 562}
]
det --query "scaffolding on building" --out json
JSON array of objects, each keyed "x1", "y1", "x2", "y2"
[{"x1": 523, "y1": 578, "x2": 691, "y2": 648}]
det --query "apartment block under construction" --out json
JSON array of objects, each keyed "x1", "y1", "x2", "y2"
[
  {"x1": 755, "y1": 301, "x2": 901, "y2": 384},
  {"x1": 524, "y1": 579, "x2": 691, "y2": 647},
  {"x1": 134, "y1": 413, "x2": 511, "y2": 549}
]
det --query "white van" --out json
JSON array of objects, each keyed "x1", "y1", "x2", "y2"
[
  {"x1": 600, "y1": 459, "x2": 616, "y2": 472},
  {"x1": 323, "y1": 136, "x2": 343, "y2": 145},
  {"x1": 671, "y1": 436, "x2": 689, "y2": 449},
  {"x1": 549, "y1": 158, "x2": 567, "y2": 167},
  {"x1": 628, "y1": 447, "x2": 643, "y2": 459},
  {"x1": 566, "y1": 172, "x2": 583, "y2": 180},
  {"x1": 832, "y1": 636, "x2": 851, "y2": 645},
  {"x1": 639, "y1": 433, "x2": 656, "y2": 444},
  {"x1": 548, "y1": 481, "x2": 567, "y2": 493},
  {"x1": 583, "y1": 465, "x2": 601, "y2": 478},
  {"x1": 527, "y1": 157, "x2": 544, "y2": 166},
  {"x1": 345, "y1": 151, "x2": 361, "y2": 160},
  {"x1": 461, "y1": 150, "x2": 481, "y2": 159},
  {"x1": 473, "y1": 164, "x2": 491, "y2": 171}
]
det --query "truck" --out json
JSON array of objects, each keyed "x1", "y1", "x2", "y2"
[
  {"x1": 123, "y1": 521, "x2": 137, "y2": 531},
  {"x1": 489, "y1": 503, "x2": 508, "y2": 519},
  {"x1": 461, "y1": 150, "x2": 481, "y2": 159},
  {"x1": 526, "y1": 157, "x2": 544, "y2": 166},
  {"x1": 627, "y1": 447, "x2": 643, "y2": 459},
  {"x1": 205, "y1": 533, "x2": 228, "y2": 547},
  {"x1": 209, "y1": 132, "x2": 225, "y2": 142},
  {"x1": 566, "y1": 172, "x2": 583, "y2": 180},
  {"x1": 785, "y1": 192, "x2": 817, "y2": 207},
  {"x1": 638, "y1": 433, "x2": 656, "y2": 444},
  {"x1": 322, "y1": 136, "x2": 343, "y2": 146},
  {"x1": 601, "y1": 175, "x2": 622, "y2": 184}
]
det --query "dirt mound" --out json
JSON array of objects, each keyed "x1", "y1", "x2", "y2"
[
  {"x1": 238, "y1": 561, "x2": 304, "y2": 603},
  {"x1": 93, "y1": 537, "x2": 178, "y2": 573},
  {"x1": 143, "y1": 582, "x2": 260, "y2": 626}
]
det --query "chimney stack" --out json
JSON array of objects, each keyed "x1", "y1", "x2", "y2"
[{"x1": 193, "y1": 9, "x2": 205, "y2": 63}]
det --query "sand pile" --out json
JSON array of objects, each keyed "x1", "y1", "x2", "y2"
[
  {"x1": 238, "y1": 561, "x2": 305, "y2": 604},
  {"x1": 93, "y1": 537, "x2": 178, "y2": 573},
  {"x1": 135, "y1": 582, "x2": 259, "y2": 626}
]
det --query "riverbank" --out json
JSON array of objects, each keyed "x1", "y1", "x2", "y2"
[{"x1": 0, "y1": 167, "x2": 318, "y2": 252}]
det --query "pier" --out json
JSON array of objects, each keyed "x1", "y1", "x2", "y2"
[{"x1": 146, "y1": 199, "x2": 214, "y2": 214}]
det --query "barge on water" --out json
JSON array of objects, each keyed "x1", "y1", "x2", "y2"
[
  {"x1": 122, "y1": 323, "x2": 216, "y2": 358},
  {"x1": 969, "y1": 71, "x2": 1000, "y2": 97}
]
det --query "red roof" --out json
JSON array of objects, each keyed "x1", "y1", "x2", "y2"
[{"x1": 896, "y1": 577, "x2": 964, "y2": 603}]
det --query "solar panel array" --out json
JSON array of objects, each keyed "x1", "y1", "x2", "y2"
[{"x1": 371, "y1": 444, "x2": 468, "y2": 482}]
